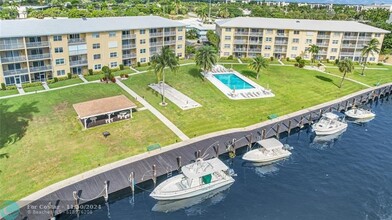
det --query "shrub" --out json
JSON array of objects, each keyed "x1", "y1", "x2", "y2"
[
  {"x1": 294, "y1": 63, "x2": 299, "y2": 67},
  {"x1": 270, "y1": 57, "x2": 274, "y2": 61},
  {"x1": 125, "y1": 74, "x2": 129, "y2": 78},
  {"x1": 111, "y1": 77, "x2": 116, "y2": 83},
  {"x1": 326, "y1": 59, "x2": 330, "y2": 63},
  {"x1": 22, "y1": 82, "x2": 42, "y2": 88},
  {"x1": 295, "y1": 56, "x2": 302, "y2": 63},
  {"x1": 335, "y1": 59, "x2": 339, "y2": 65},
  {"x1": 47, "y1": 79, "x2": 54, "y2": 84},
  {"x1": 1, "y1": 83, "x2": 6, "y2": 90},
  {"x1": 54, "y1": 77, "x2": 59, "y2": 82},
  {"x1": 119, "y1": 64, "x2": 124, "y2": 70},
  {"x1": 298, "y1": 59, "x2": 305, "y2": 68},
  {"x1": 377, "y1": 62, "x2": 384, "y2": 66},
  {"x1": 120, "y1": 73, "x2": 125, "y2": 78},
  {"x1": 286, "y1": 57, "x2": 290, "y2": 62},
  {"x1": 67, "y1": 72, "x2": 72, "y2": 79},
  {"x1": 137, "y1": 62, "x2": 141, "y2": 67},
  {"x1": 317, "y1": 63, "x2": 322, "y2": 67},
  {"x1": 148, "y1": 62, "x2": 151, "y2": 66},
  {"x1": 57, "y1": 76, "x2": 68, "y2": 81},
  {"x1": 227, "y1": 55, "x2": 233, "y2": 60},
  {"x1": 6, "y1": 85, "x2": 17, "y2": 90},
  {"x1": 88, "y1": 69, "x2": 93, "y2": 75}
]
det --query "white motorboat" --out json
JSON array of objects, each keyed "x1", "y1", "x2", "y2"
[
  {"x1": 242, "y1": 138, "x2": 292, "y2": 164},
  {"x1": 345, "y1": 107, "x2": 375, "y2": 119},
  {"x1": 312, "y1": 112, "x2": 348, "y2": 136},
  {"x1": 150, "y1": 158, "x2": 235, "y2": 201}
]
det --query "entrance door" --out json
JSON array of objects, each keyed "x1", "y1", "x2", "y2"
[
  {"x1": 40, "y1": 73, "x2": 45, "y2": 81},
  {"x1": 72, "y1": 67, "x2": 82, "y2": 75},
  {"x1": 15, "y1": 76, "x2": 21, "y2": 84}
]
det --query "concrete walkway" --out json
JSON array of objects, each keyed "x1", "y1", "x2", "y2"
[
  {"x1": 238, "y1": 58, "x2": 243, "y2": 64},
  {"x1": 129, "y1": 66, "x2": 140, "y2": 73},
  {"x1": 115, "y1": 79, "x2": 190, "y2": 141},
  {"x1": 278, "y1": 59, "x2": 285, "y2": 65},
  {"x1": 78, "y1": 74, "x2": 88, "y2": 83},
  {"x1": 42, "y1": 82, "x2": 50, "y2": 90},
  {"x1": 16, "y1": 84, "x2": 25, "y2": 94}
]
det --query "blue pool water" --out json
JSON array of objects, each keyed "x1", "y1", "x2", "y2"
[
  {"x1": 66, "y1": 97, "x2": 392, "y2": 220},
  {"x1": 214, "y1": 73, "x2": 254, "y2": 90}
]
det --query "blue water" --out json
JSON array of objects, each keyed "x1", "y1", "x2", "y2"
[
  {"x1": 214, "y1": 73, "x2": 254, "y2": 90},
  {"x1": 67, "y1": 97, "x2": 392, "y2": 220}
]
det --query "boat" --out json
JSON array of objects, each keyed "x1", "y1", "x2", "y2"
[
  {"x1": 345, "y1": 107, "x2": 375, "y2": 119},
  {"x1": 312, "y1": 128, "x2": 347, "y2": 143},
  {"x1": 242, "y1": 138, "x2": 292, "y2": 164},
  {"x1": 149, "y1": 158, "x2": 235, "y2": 201},
  {"x1": 312, "y1": 112, "x2": 348, "y2": 136}
]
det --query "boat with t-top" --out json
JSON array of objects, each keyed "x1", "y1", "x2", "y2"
[
  {"x1": 242, "y1": 138, "x2": 292, "y2": 164},
  {"x1": 312, "y1": 112, "x2": 348, "y2": 136}
]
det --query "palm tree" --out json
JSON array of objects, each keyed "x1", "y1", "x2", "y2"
[
  {"x1": 196, "y1": 6, "x2": 208, "y2": 22},
  {"x1": 150, "y1": 46, "x2": 179, "y2": 106},
  {"x1": 338, "y1": 58, "x2": 354, "y2": 88},
  {"x1": 195, "y1": 45, "x2": 218, "y2": 79},
  {"x1": 308, "y1": 44, "x2": 320, "y2": 66},
  {"x1": 101, "y1": 66, "x2": 112, "y2": 83},
  {"x1": 361, "y1": 38, "x2": 380, "y2": 76},
  {"x1": 217, "y1": 7, "x2": 229, "y2": 18},
  {"x1": 249, "y1": 56, "x2": 269, "y2": 79}
]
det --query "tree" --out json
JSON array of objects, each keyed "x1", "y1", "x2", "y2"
[
  {"x1": 308, "y1": 44, "x2": 320, "y2": 66},
  {"x1": 361, "y1": 38, "x2": 380, "y2": 76},
  {"x1": 195, "y1": 45, "x2": 218, "y2": 79},
  {"x1": 186, "y1": 29, "x2": 198, "y2": 40},
  {"x1": 248, "y1": 56, "x2": 269, "y2": 79},
  {"x1": 206, "y1": 30, "x2": 220, "y2": 49},
  {"x1": 102, "y1": 66, "x2": 112, "y2": 82},
  {"x1": 150, "y1": 46, "x2": 179, "y2": 106},
  {"x1": 185, "y1": 45, "x2": 196, "y2": 58},
  {"x1": 196, "y1": 6, "x2": 208, "y2": 22},
  {"x1": 338, "y1": 58, "x2": 354, "y2": 88}
]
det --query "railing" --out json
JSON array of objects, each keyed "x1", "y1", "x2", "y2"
[
  {"x1": 340, "y1": 52, "x2": 355, "y2": 56},
  {"x1": 233, "y1": 48, "x2": 247, "y2": 52},
  {"x1": 68, "y1": 38, "x2": 86, "y2": 44},
  {"x1": 234, "y1": 31, "x2": 249, "y2": 35},
  {"x1": 69, "y1": 49, "x2": 88, "y2": 56},
  {"x1": 70, "y1": 60, "x2": 88, "y2": 66},
  {"x1": 248, "y1": 48, "x2": 262, "y2": 52},
  {"x1": 122, "y1": 34, "x2": 136, "y2": 39},
  {"x1": 1, "y1": 56, "x2": 26, "y2": 63},
  {"x1": 274, "y1": 49, "x2": 287, "y2": 53},
  {"x1": 343, "y1": 36, "x2": 358, "y2": 40},
  {"x1": 317, "y1": 35, "x2": 331, "y2": 39},
  {"x1": 122, "y1": 44, "x2": 136, "y2": 49},
  {"x1": 26, "y1": 41, "x2": 49, "y2": 48},
  {"x1": 358, "y1": 36, "x2": 372, "y2": 40},
  {"x1": 150, "y1": 42, "x2": 163, "y2": 47},
  {"x1": 150, "y1": 49, "x2": 162, "y2": 55},
  {"x1": 3, "y1": 68, "x2": 29, "y2": 76},
  {"x1": 234, "y1": 40, "x2": 248, "y2": 44},
  {"x1": 164, "y1": 31, "x2": 176, "y2": 36},
  {"x1": 249, "y1": 32, "x2": 263, "y2": 36},
  {"x1": 318, "y1": 51, "x2": 328, "y2": 55},
  {"x1": 164, "y1": 41, "x2": 176, "y2": 45},
  {"x1": 28, "y1": 53, "x2": 51, "y2": 61},
  {"x1": 0, "y1": 43, "x2": 25, "y2": 50},
  {"x1": 249, "y1": 40, "x2": 261, "y2": 44},
  {"x1": 341, "y1": 44, "x2": 357, "y2": 48},
  {"x1": 316, "y1": 43, "x2": 329, "y2": 47},
  {"x1": 122, "y1": 53, "x2": 137, "y2": 59},
  {"x1": 150, "y1": 32, "x2": 163, "y2": 37},
  {"x1": 274, "y1": 41, "x2": 288, "y2": 45},
  {"x1": 29, "y1": 65, "x2": 52, "y2": 73},
  {"x1": 276, "y1": 33, "x2": 288, "y2": 37}
]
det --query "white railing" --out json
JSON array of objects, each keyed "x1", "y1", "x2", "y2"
[
  {"x1": 0, "y1": 43, "x2": 25, "y2": 50},
  {"x1": 3, "y1": 68, "x2": 29, "y2": 76},
  {"x1": 234, "y1": 40, "x2": 247, "y2": 44},
  {"x1": 69, "y1": 49, "x2": 88, "y2": 56},
  {"x1": 122, "y1": 53, "x2": 137, "y2": 59},
  {"x1": 150, "y1": 32, "x2": 163, "y2": 37},
  {"x1": 29, "y1": 65, "x2": 52, "y2": 73},
  {"x1": 122, "y1": 44, "x2": 136, "y2": 49},
  {"x1": 164, "y1": 31, "x2": 176, "y2": 36},
  {"x1": 150, "y1": 42, "x2": 163, "y2": 47},
  {"x1": 28, "y1": 53, "x2": 51, "y2": 60},
  {"x1": 1, "y1": 56, "x2": 26, "y2": 63},
  {"x1": 70, "y1": 60, "x2": 88, "y2": 66},
  {"x1": 122, "y1": 34, "x2": 136, "y2": 39},
  {"x1": 68, "y1": 38, "x2": 86, "y2": 44},
  {"x1": 164, "y1": 41, "x2": 176, "y2": 45},
  {"x1": 26, "y1": 41, "x2": 49, "y2": 48}
]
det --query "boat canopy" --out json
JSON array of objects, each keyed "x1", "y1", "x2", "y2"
[
  {"x1": 257, "y1": 138, "x2": 283, "y2": 151},
  {"x1": 322, "y1": 112, "x2": 339, "y2": 120},
  {"x1": 181, "y1": 158, "x2": 229, "y2": 179}
]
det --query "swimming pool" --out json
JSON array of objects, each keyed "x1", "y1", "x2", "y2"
[{"x1": 214, "y1": 73, "x2": 254, "y2": 90}]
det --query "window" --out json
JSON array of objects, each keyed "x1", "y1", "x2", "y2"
[
  {"x1": 306, "y1": 39, "x2": 312, "y2": 44},
  {"x1": 265, "y1": 37, "x2": 272, "y2": 42},
  {"x1": 109, "y1": 32, "x2": 116, "y2": 37},
  {"x1": 93, "y1": 43, "x2": 100, "y2": 49},
  {"x1": 332, "y1": 40, "x2": 339, "y2": 44},
  {"x1": 331, "y1": 48, "x2": 338, "y2": 53},
  {"x1": 178, "y1": 27, "x2": 183, "y2": 31},
  {"x1": 93, "y1": 54, "x2": 101, "y2": 60},
  {"x1": 54, "y1": 47, "x2": 63, "y2": 53},
  {"x1": 334, "y1": 32, "x2": 340, "y2": 36},
  {"x1": 224, "y1": 52, "x2": 230, "y2": 56},
  {"x1": 177, "y1": 45, "x2": 182, "y2": 49},
  {"x1": 140, "y1": 49, "x2": 146, "y2": 54},
  {"x1": 94, "y1": 64, "x2": 102, "y2": 70},
  {"x1": 293, "y1": 30, "x2": 300, "y2": 35},
  {"x1": 140, "y1": 39, "x2": 146, "y2": 44},
  {"x1": 292, "y1": 38, "x2": 299, "y2": 43},
  {"x1": 55, "y1": 58, "x2": 65, "y2": 65},
  {"x1": 225, "y1": 28, "x2": 231, "y2": 32},
  {"x1": 178, "y1": 36, "x2": 183, "y2": 41},
  {"x1": 330, "y1": 56, "x2": 336, "y2": 60},
  {"x1": 110, "y1": 52, "x2": 117, "y2": 58},
  {"x1": 140, "y1": 58, "x2": 146, "y2": 63},
  {"x1": 92, "y1": 33, "x2": 100, "y2": 38},
  {"x1": 264, "y1": 53, "x2": 270, "y2": 58},
  {"x1": 264, "y1": 45, "x2": 271, "y2": 50},
  {"x1": 108, "y1": 41, "x2": 118, "y2": 48},
  {"x1": 375, "y1": 33, "x2": 381, "y2": 37},
  {"x1": 57, "y1": 70, "x2": 65, "y2": 76},
  {"x1": 110, "y1": 62, "x2": 117, "y2": 68},
  {"x1": 266, "y1": 29, "x2": 273, "y2": 34},
  {"x1": 53, "y1": 35, "x2": 62, "y2": 41},
  {"x1": 225, "y1": 36, "x2": 231, "y2": 40},
  {"x1": 140, "y1": 29, "x2": 146, "y2": 34},
  {"x1": 369, "y1": 57, "x2": 376, "y2": 61},
  {"x1": 291, "y1": 46, "x2": 298, "y2": 51},
  {"x1": 224, "y1": 44, "x2": 231, "y2": 49},
  {"x1": 291, "y1": 54, "x2": 296, "y2": 58}
]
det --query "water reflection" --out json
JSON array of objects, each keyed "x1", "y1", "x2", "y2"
[
  {"x1": 346, "y1": 116, "x2": 375, "y2": 126},
  {"x1": 151, "y1": 183, "x2": 232, "y2": 214},
  {"x1": 309, "y1": 128, "x2": 346, "y2": 149}
]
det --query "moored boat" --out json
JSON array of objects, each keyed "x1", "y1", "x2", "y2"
[
  {"x1": 345, "y1": 107, "x2": 375, "y2": 119},
  {"x1": 312, "y1": 112, "x2": 348, "y2": 136},
  {"x1": 242, "y1": 138, "x2": 292, "y2": 164}
]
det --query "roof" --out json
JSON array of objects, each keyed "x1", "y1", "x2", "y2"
[
  {"x1": 0, "y1": 16, "x2": 185, "y2": 38},
  {"x1": 257, "y1": 138, "x2": 283, "y2": 150},
  {"x1": 73, "y1": 95, "x2": 136, "y2": 119},
  {"x1": 179, "y1": 18, "x2": 216, "y2": 31},
  {"x1": 216, "y1": 17, "x2": 390, "y2": 34},
  {"x1": 181, "y1": 158, "x2": 229, "y2": 179}
]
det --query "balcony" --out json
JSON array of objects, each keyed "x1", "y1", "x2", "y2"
[
  {"x1": 28, "y1": 53, "x2": 51, "y2": 61},
  {"x1": 234, "y1": 31, "x2": 249, "y2": 35},
  {"x1": 343, "y1": 36, "x2": 358, "y2": 40},
  {"x1": 70, "y1": 60, "x2": 88, "y2": 67},
  {"x1": 0, "y1": 43, "x2": 25, "y2": 51},
  {"x1": 1, "y1": 56, "x2": 26, "y2": 64},
  {"x1": 164, "y1": 40, "x2": 176, "y2": 45},
  {"x1": 274, "y1": 41, "x2": 288, "y2": 45},
  {"x1": 248, "y1": 48, "x2": 262, "y2": 52},
  {"x1": 68, "y1": 38, "x2": 86, "y2": 45},
  {"x1": 234, "y1": 40, "x2": 248, "y2": 44},
  {"x1": 69, "y1": 49, "x2": 88, "y2": 56},
  {"x1": 164, "y1": 31, "x2": 176, "y2": 36},
  {"x1": 249, "y1": 40, "x2": 261, "y2": 45},
  {"x1": 26, "y1": 41, "x2": 49, "y2": 48},
  {"x1": 358, "y1": 36, "x2": 372, "y2": 41},
  {"x1": 233, "y1": 48, "x2": 247, "y2": 52},
  {"x1": 150, "y1": 42, "x2": 163, "y2": 47},
  {"x1": 316, "y1": 43, "x2": 329, "y2": 47},
  {"x1": 3, "y1": 68, "x2": 29, "y2": 76},
  {"x1": 276, "y1": 33, "x2": 288, "y2": 37},
  {"x1": 150, "y1": 32, "x2": 163, "y2": 37},
  {"x1": 249, "y1": 32, "x2": 263, "y2": 36},
  {"x1": 274, "y1": 49, "x2": 287, "y2": 53},
  {"x1": 341, "y1": 44, "x2": 357, "y2": 48},
  {"x1": 122, "y1": 44, "x2": 136, "y2": 49},
  {"x1": 29, "y1": 65, "x2": 52, "y2": 73},
  {"x1": 122, "y1": 53, "x2": 137, "y2": 59},
  {"x1": 318, "y1": 51, "x2": 328, "y2": 55},
  {"x1": 317, "y1": 35, "x2": 331, "y2": 39},
  {"x1": 340, "y1": 52, "x2": 355, "y2": 56},
  {"x1": 122, "y1": 34, "x2": 136, "y2": 39}
]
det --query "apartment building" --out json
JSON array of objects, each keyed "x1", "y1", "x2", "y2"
[
  {"x1": 0, "y1": 16, "x2": 186, "y2": 86},
  {"x1": 216, "y1": 17, "x2": 389, "y2": 62}
]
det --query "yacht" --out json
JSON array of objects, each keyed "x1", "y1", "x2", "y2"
[
  {"x1": 150, "y1": 158, "x2": 235, "y2": 201},
  {"x1": 312, "y1": 112, "x2": 348, "y2": 136},
  {"x1": 242, "y1": 138, "x2": 292, "y2": 164},
  {"x1": 345, "y1": 107, "x2": 375, "y2": 119}
]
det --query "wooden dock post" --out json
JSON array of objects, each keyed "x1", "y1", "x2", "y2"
[
  {"x1": 299, "y1": 116, "x2": 304, "y2": 128},
  {"x1": 129, "y1": 172, "x2": 135, "y2": 194},
  {"x1": 72, "y1": 191, "x2": 79, "y2": 213},
  {"x1": 276, "y1": 124, "x2": 280, "y2": 139},
  {"x1": 152, "y1": 165, "x2": 157, "y2": 188},
  {"x1": 176, "y1": 156, "x2": 181, "y2": 170},
  {"x1": 345, "y1": 100, "x2": 349, "y2": 111},
  {"x1": 261, "y1": 129, "x2": 266, "y2": 139},
  {"x1": 247, "y1": 134, "x2": 252, "y2": 150},
  {"x1": 213, "y1": 144, "x2": 219, "y2": 157},
  {"x1": 308, "y1": 113, "x2": 312, "y2": 124},
  {"x1": 288, "y1": 120, "x2": 292, "y2": 134},
  {"x1": 104, "y1": 181, "x2": 108, "y2": 202}
]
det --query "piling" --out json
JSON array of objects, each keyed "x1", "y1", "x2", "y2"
[
  {"x1": 152, "y1": 165, "x2": 157, "y2": 187},
  {"x1": 176, "y1": 156, "x2": 181, "y2": 170},
  {"x1": 288, "y1": 120, "x2": 292, "y2": 134}
]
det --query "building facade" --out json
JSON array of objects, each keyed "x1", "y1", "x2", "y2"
[
  {"x1": 0, "y1": 16, "x2": 186, "y2": 86},
  {"x1": 216, "y1": 17, "x2": 389, "y2": 62}
]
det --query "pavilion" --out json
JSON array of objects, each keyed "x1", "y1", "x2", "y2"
[{"x1": 73, "y1": 95, "x2": 137, "y2": 129}]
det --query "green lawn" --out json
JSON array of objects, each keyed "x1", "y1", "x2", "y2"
[
  {"x1": 325, "y1": 65, "x2": 392, "y2": 86},
  {"x1": 134, "y1": 65, "x2": 152, "y2": 72},
  {"x1": 179, "y1": 58, "x2": 196, "y2": 64},
  {"x1": 23, "y1": 85, "x2": 44, "y2": 93},
  {"x1": 84, "y1": 69, "x2": 136, "y2": 82},
  {"x1": 124, "y1": 64, "x2": 365, "y2": 137},
  {"x1": 0, "y1": 83, "x2": 177, "y2": 201},
  {"x1": 0, "y1": 89, "x2": 18, "y2": 97},
  {"x1": 49, "y1": 78, "x2": 83, "y2": 89}
]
